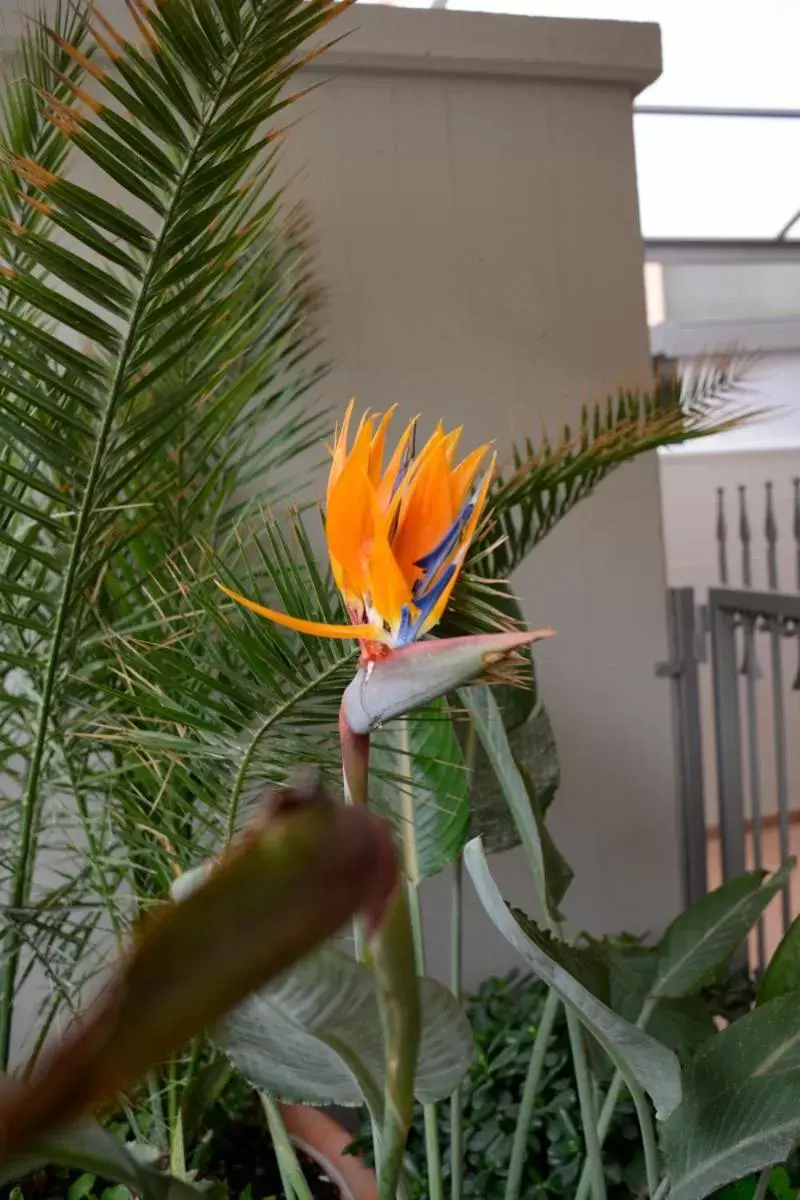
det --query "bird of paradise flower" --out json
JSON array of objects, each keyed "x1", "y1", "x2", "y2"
[{"x1": 217, "y1": 400, "x2": 510, "y2": 658}]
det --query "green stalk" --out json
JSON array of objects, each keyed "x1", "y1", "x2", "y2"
[
  {"x1": 400, "y1": 717, "x2": 444, "y2": 1200},
  {"x1": 574, "y1": 995, "x2": 658, "y2": 1200},
  {"x1": 147, "y1": 1071, "x2": 168, "y2": 1151},
  {"x1": 372, "y1": 888, "x2": 421, "y2": 1200},
  {"x1": 339, "y1": 705, "x2": 379, "y2": 1169},
  {"x1": 504, "y1": 987, "x2": 561, "y2": 1200},
  {"x1": 340, "y1": 707, "x2": 420, "y2": 1200},
  {"x1": 566, "y1": 1011, "x2": 606, "y2": 1200},
  {"x1": 407, "y1": 881, "x2": 443, "y2": 1200},
  {"x1": 261, "y1": 1092, "x2": 312, "y2": 1200},
  {"x1": 169, "y1": 1111, "x2": 186, "y2": 1180},
  {"x1": 627, "y1": 1076, "x2": 659, "y2": 1198},
  {"x1": 450, "y1": 854, "x2": 464, "y2": 1200},
  {"x1": 651, "y1": 1178, "x2": 670, "y2": 1200},
  {"x1": 754, "y1": 1167, "x2": 772, "y2": 1200}
]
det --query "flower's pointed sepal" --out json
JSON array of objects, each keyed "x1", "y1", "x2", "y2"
[{"x1": 341, "y1": 629, "x2": 554, "y2": 734}]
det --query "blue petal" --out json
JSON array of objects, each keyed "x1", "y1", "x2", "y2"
[
  {"x1": 412, "y1": 500, "x2": 474, "y2": 598},
  {"x1": 397, "y1": 604, "x2": 417, "y2": 646},
  {"x1": 396, "y1": 565, "x2": 457, "y2": 646}
]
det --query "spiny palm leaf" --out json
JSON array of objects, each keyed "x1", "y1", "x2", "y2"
[
  {"x1": 84, "y1": 509, "x2": 357, "y2": 896},
  {"x1": 445, "y1": 359, "x2": 751, "y2": 635},
  {"x1": 0, "y1": 0, "x2": 347, "y2": 1065},
  {"x1": 0, "y1": 0, "x2": 92, "y2": 261}
]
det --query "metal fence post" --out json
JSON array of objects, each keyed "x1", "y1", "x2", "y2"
[
  {"x1": 660, "y1": 588, "x2": 707, "y2": 906},
  {"x1": 709, "y1": 600, "x2": 747, "y2": 883}
]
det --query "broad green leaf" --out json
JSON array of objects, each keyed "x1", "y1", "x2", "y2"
[
  {"x1": 511, "y1": 909, "x2": 610, "y2": 1004},
  {"x1": 371, "y1": 701, "x2": 470, "y2": 880},
  {"x1": 662, "y1": 992, "x2": 800, "y2": 1200},
  {"x1": 468, "y1": 698, "x2": 561, "y2": 857},
  {"x1": 461, "y1": 686, "x2": 569, "y2": 919},
  {"x1": 653, "y1": 862, "x2": 794, "y2": 999},
  {"x1": 606, "y1": 945, "x2": 716, "y2": 1063},
  {"x1": 464, "y1": 837, "x2": 682, "y2": 1119},
  {"x1": 215, "y1": 940, "x2": 474, "y2": 1107},
  {"x1": 759, "y1": 914, "x2": 800, "y2": 1005}
]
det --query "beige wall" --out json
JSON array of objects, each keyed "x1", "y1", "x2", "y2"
[{"x1": 281, "y1": 8, "x2": 677, "y2": 984}]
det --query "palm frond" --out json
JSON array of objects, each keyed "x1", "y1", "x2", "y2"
[
  {"x1": 0, "y1": 0, "x2": 345, "y2": 1064},
  {"x1": 81, "y1": 509, "x2": 356, "y2": 893},
  {"x1": 445, "y1": 359, "x2": 753, "y2": 635},
  {"x1": 0, "y1": 0, "x2": 92, "y2": 248}
]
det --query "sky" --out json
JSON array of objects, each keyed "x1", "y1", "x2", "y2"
[{"x1": 361, "y1": 0, "x2": 800, "y2": 240}]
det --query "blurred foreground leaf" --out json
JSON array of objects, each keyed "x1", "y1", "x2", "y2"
[{"x1": 0, "y1": 781, "x2": 397, "y2": 1162}]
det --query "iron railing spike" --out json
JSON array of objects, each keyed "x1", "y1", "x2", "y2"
[
  {"x1": 738, "y1": 484, "x2": 752, "y2": 589},
  {"x1": 716, "y1": 486, "x2": 728, "y2": 586},
  {"x1": 766, "y1": 481, "x2": 779, "y2": 591}
]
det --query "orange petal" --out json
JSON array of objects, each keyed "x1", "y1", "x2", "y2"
[
  {"x1": 368, "y1": 406, "x2": 396, "y2": 487},
  {"x1": 376, "y1": 416, "x2": 417, "y2": 513},
  {"x1": 366, "y1": 493, "x2": 412, "y2": 635},
  {"x1": 216, "y1": 582, "x2": 388, "y2": 642},
  {"x1": 326, "y1": 453, "x2": 374, "y2": 598},
  {"x1": 351, "y1": 411, "x2": 375, "y2": 469},
  {"x1": 442, "y1": 426, "x2": 463, "y2": 466},
  {"x1": 327, "y1": 398, "x2": 355, "y2": 507},
  {"x1": 450, "y1": 443, "x2": 490, "y2": 511},
  {"x1": 391, "y1": 428, "x2": 455, "y2": 584}
]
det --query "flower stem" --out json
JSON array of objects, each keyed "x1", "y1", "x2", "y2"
[
  {"x1": 261, "y1": 1093, "x2": 312, "y2": 1200},
  {"x1": 754, "y1": 1166, "x2": 773, "y2": 1200},
  {"x1": 408, "y1": 881, "x2": 443, "y2": 1200},
  {"x1": 401, "y1": 718, "x2": 443, "y2": 1200},
  {"x1": 504, "y1": 987, "x2": 561, "y2": 1200},
  {"x1": 339, "y1": 704, "x2": 420, "y2": 1200},
  {"x1": 340, "y1": 701, "x2": 370, "y2": 961},
  {"x1": 574, "y1": 995, "x2": 658, "y2": 1200},
  {"x1": 450, "y1": 854, "x2": 464, "y2": 1200},
  {"x1": 566, "y1": 1010, "x2": 607, "y2": 1200},
  {"x1": 628, "y1": 1075, "x2": 659, "y2": 1198},
  {"x1": 372, "y1": 888, "x2": 421, "y2": 1200}
]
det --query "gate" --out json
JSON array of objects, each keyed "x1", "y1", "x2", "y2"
[{"x1": 661, "y1": 480, "x2": 800, "y2": 968}]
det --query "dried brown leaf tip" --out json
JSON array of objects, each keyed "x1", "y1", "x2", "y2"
[
  {"x1": 47, "y1": 29, "x2": 107, "y2": 79},
  {"x1": 9, "y1": 157, "x2": 58, "y2": 192},
  {"x1": 17, "y1": 193, "x2": 54, "y2": 217}
]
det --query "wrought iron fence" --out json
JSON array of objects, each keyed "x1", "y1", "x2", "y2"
[{"x1": 661, "y1": 478, "x2": 800, "y2": 969}]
